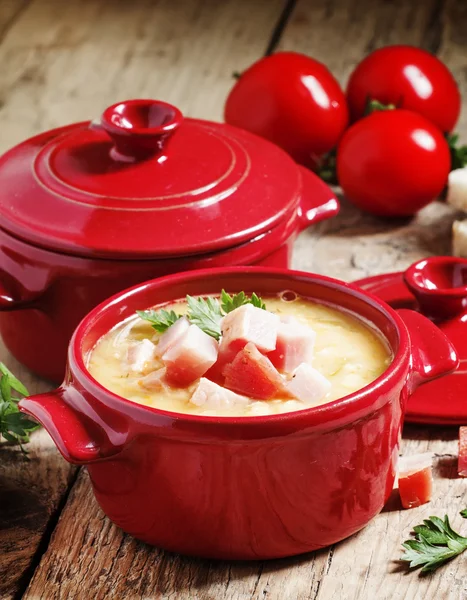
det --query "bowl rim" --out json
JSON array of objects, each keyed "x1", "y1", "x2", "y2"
[{"x1": 69, "y1": 266, "x2": 410, "y2": 428}]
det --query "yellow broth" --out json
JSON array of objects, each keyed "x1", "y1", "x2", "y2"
[{"x1": 87, "y1": 295, "x2": 392, "y2": 416}]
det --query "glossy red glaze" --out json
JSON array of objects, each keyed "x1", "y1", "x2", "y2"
[
  {"x1": 346, "y1": 45, "x2": 461, "y2": 132},
  {"x1": 0, "y1": 99, "x2": 338, "y2": 381},
  {"x1": 0, "y1": 99, "x2": 315, "y2": 259},
  {"x1": 336, "y1": 110, "x2": 451, "y2": 217},
  {"x1": 404, "y1": 256, "x2": 467, "y2": 320},
  {"x1": 356, "y1": 258, "x2": 467, "y2": 425},
  {"x1": 19, "y1": 268, "x2": 457, "y2": 559},
  {"x1": 224, "y1": 52, "x2": 349, "y2": 169},
  {"x1": 100, "y1": 99, "x2": 183, "y2": 160}
]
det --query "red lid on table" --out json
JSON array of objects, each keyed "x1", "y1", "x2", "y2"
[
  {"x1": 0, "y1": 99, "x2": 302, "y2": 259},
  {"x1": 355, "y1": 256, "x2": 467, "y2": 426}
]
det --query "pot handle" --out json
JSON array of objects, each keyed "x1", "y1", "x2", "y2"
[
  {"x1": 397, "y1": 309, "x2": 459, "y2": 392},
  {"x1": 19, "y1": 387, "x2": 127, "y2": 464},
  {"x1": 297, "y1": 166, "x2": 339, "y2": 231}
]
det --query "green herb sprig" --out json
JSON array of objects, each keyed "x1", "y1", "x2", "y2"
[
  {"x1": 0, "y1": 363, "x2": 38, "y2": 452},
  {"x1": 220, "y1": 290, "x2": 266, "y2": 312},
  {"x1": 186, "y1": 295, "x2": 224, "y2": 340},
  {"x1": 400, "y1": 510, "x2": 467, "y2": 573},
  {"x1": 135, "y1": 308, "x2": 180, "y2": 334},
  {"x1": 137, "y1": 290, "x2": 266, "y2": 340}
]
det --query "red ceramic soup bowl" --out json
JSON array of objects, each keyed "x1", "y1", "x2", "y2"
[
  {"x1": 0, "y1": 99, "x2": 338, "y2": 382},
  {"x1": 19, "y1": 268, "x2": 457, "y2": 560}
]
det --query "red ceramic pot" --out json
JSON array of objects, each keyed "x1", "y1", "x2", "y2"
[
  {"x1": 0, "y1": 100, "x2": 338, "y2": 382},
  {"x1": 19, "y1": 267, "x2": 457, "y2": 560}
]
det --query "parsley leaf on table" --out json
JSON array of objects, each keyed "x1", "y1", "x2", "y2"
[
  {"x1": 400, "y1": 513, "x2": 467, "y2": 573},
  {"x1": 0, "y1": 363, "x2": 38, "y2": 453}
]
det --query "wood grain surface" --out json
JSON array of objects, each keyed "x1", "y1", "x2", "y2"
[
  {"x1": 0, "y1": 345, "x2": 77, "y2": 600},
  {"x1": 1, "y1": 0, "x2": 467, "y2": 598}
]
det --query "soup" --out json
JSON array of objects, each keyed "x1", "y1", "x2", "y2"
[{"x1": 87, "y1": 293, "x2": 392, "y2": 417}]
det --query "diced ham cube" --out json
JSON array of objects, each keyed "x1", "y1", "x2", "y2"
[
  {"x1": 458, "y1": 426, "x2": 467, "y2": 477},
  {"x1": 139, "y1": 367, "x2": 167, "y2": 390},
  {"x1": 398, "y1": 453, "x2": 433, "y2": 509},
  {"x1": 268, "y1": 318, "x2": 316, "y2": 373},
  {"x1": 223, "y1": 342, "x2": 288, "y2": 400},
  {"x1": 220, "y1": 304, "x2": 279, "y2": 355},
  {"x1": 162, "y1": 325, "x2": 218, "y2": 386},
  {"x1": 126, "y1": 339, "x2": 157, "y2": 373},
  {"x1": 190, "y1": 378, "x2": 250, "y2": 409},
  {"x1": 208, "y1": 306, "x2": 279, "y2": 384},
  {"x1": 286, "y1": 363, "x2": 331, "y2": 404},
  {"x1": 156, "y1": 317, "x2": 190, "y2": 357}
]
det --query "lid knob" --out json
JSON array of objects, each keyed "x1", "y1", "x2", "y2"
[
  {"x1": 404, "y1": 257, "x2": 467, "y2": 320},
  {"x1": 100, "y1": 99, "x2": 183, "y2": 161}
]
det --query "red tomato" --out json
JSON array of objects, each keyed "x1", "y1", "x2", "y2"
[
  {"x1": 224, "y1": 52, "x2": 348, "y2": 168},
  {"x1": 347, "y1": 45, "x2": 461, "y2": 133},
  {"x1": 336, "y1": 110, "x2": 450, "y2": 217}
]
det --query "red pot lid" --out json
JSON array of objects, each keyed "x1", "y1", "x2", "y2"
[
  {"x1": 0, "y1": 99, "x2": 302, "y2": 259},
  {"x1": 355, "y1": 257, "x2": 467, "y2": 426}
]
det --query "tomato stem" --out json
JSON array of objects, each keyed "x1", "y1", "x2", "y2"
[
  {"x1": 318, "y1": 149, "x2": 338, "y2": 184},
  {"x1": 364, "y1": 98, "x2": 396, "y2": 115}
]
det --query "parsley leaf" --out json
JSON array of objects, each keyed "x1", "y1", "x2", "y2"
[
  {"x1": 220, "y1": 290, "x2": 266, "y2": 313},
  {"x1": 136, "y1": 309, "x2": 181, "y2": 333},
  {"x1": 0, "y1": 362, "x2": 29, "y2": 396},
  {"x1": 400, "y1": 513, "x2": 467, "y2": 573},
  {"x1": 0, "y1": 363, "x2": 38, "y2": 453},
  {"x1": 137, "y1": 291, "x2": 267, "y2": 340},
  {"x1": 461, "y1": 509, "x2": 467, "y2": 519},
  {"x1": 186, "y1": 295, "x2": 223, "y2": 340}
]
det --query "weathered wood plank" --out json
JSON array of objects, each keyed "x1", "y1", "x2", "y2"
[
  {"x1": 275, "y1": 0, "x2": 467, "y2": 133},
  {"x1": 0, "y1": 0, "x2": 285, "y2": 598},
  {"x1": 20, "y1": 468, "x2": 329, "y2": 600},
  {"x1": 6, "y1": 0, "x2": 467, "y2": 598},
  {"x1": 0, "y1": 0, "x2": 31, "y2": 43},
  {"x1": 0, "y1": 0, "x2": 285, "y2": 153},
  {"x1": 284, "y1": 0, "x2": 467, "y2": 277},
  {"x1": 0, "y1": 344, "x2": 77, "y2": 600},
  {"x1": 285, "y1": 0, "x2": 467, "y2": 597},
  {"x1": 22, "y1": 432, "x2": 467, "y2": 600},
  {"x1": 0, "y1": 9, "x2": 81, "y2": 596}
]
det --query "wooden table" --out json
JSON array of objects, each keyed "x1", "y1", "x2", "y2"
[{"x1": 1, "y1": 1, "x2": 466, "y2": 598}]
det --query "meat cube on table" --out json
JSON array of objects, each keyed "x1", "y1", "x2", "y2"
[
  {"x1": 458, "y1": 426, "x2": 467, "y2": 477},
  {"x1": 398, "y1": 453, "x2": 433, "y2": 509},
  {"x1": 190, "y1": 378, "x2": 250, "y2": 409},
  {"x1": 268, "y1": 317, "x2": 316, "y2": 373},
  {"x1": 223, "y1": 342, "x2": 288, "y2": 400},
  {"x1": 220, "y1": 304, "x2": 279, "y2": 355},
  {"x1": 162, "y1": 324, "x2": 218, "y2": 386},
  {"x1": 156, "y1": 316, "x2": 190, "y2": 357},
  {"x1": 286, "y1": 363, "x2": 331, "y2": 404},
  {"x1": 446, "y1": 167, "x2": 467, "y2": 211},
  {"x1": 126, "y1": 339, "x2": 157, "y2": 373}
]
